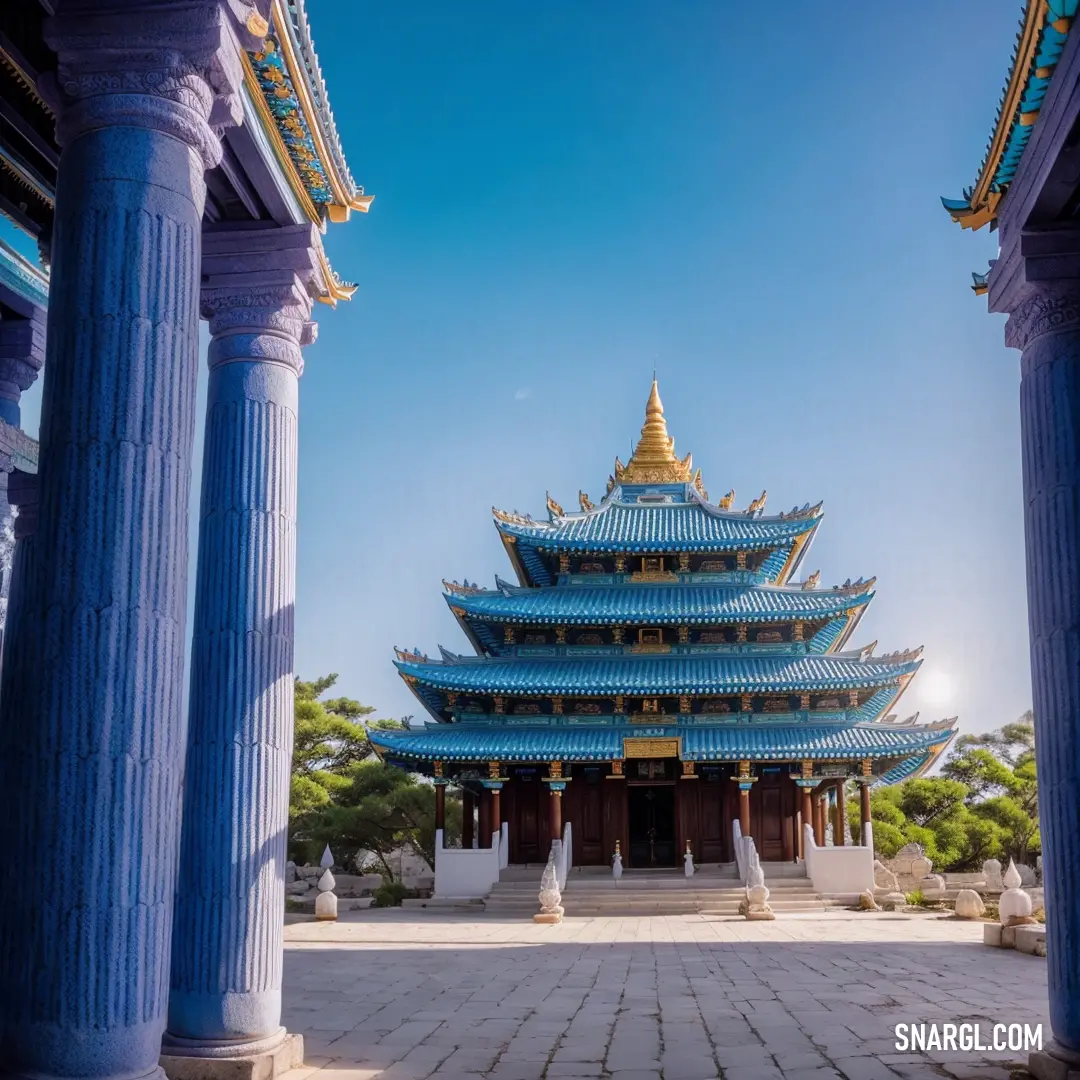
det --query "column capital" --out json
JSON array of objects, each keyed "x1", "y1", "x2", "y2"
[
  {"x1": 990, "y1": 228, "x2": 1080, "y2": 350},
  {"x1": 8, "y1": 469, "x2": 38, "y2": 541},
  {"x1": 41, "y1": 1, "x2": 268, "y2": 169},
  {"x1": 1005, "y1": 285, "x2": 1080, "y2": 351},
  {"x1": 0, "y1": 312, "x2": 46, "y2": 426},
  {"x1": 201, "y1": 225, "x2": 330, "y2": 373}
]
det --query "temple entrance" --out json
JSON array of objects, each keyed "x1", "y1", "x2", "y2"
[
  {"x1": 749, "y1": 768, "x2": 798, "y2": 862},
  {"x1": 627, "y1": 784, "x2": 677, "y2": 867}
]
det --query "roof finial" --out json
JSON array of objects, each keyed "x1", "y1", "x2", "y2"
[{"x1": 616, "y1": 377, "x2": 694, "y2": 485}]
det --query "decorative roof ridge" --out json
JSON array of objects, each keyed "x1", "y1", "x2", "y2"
[
  {"x1": 826, "y1": 575, "x2": 877, "y2": 594},
  {"x1": 247, "y1": 1, "x2": 373, "y2": 227},
  {"x1": 494, "y1": 493, "x2": 825, "y2": 534},
  {"x1": 880, "y1": 711, "x2": 920, "y2": 725},
  {"x1": 798, "y1": 573, "x2": 877, "y2": 594},
  {"x1": 457, "y1": 578, "x2": 875, "y2": 597},
  {"x1": 398, "y1": 647, "x2": 923, "y2": 670},
  {"x1": 942, "y1": 0, "x2": 1077, "y2": 231},
  {"x1": 394, "y1": 646, "x2": 431, "y2": 663},
  {"x1": 442, "y1": 579, "x2": 485, "y2": 597},
  {"x1": 494, "y1": 574, "x2": 520, "y2": 593},
  {"x1": 872, "y1": 646, "x2": 925, "y2": 665},
  {"x1": 873, "y1": 713, "x2": 958, "y2": 733},
  {"x1": 281, "y1": 0, "x2": 363, "y2": 203},
  {"x1": 493, "y1": 505, "x2": 545, "y2": 528},
  {"x1": 751, "y1": 578, "x2": 875, "y2": 597},
  {"x1": 686, "y1": 486, "x2": 824, "y2": 523},
  {"x1": 860, "y1": 715, "x2": 952, "y2": 730},
  {"x1": 777, "y1": 500, "x2": 824, "y2": 521}
]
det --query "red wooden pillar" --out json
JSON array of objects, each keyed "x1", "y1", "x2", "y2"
[
  {"x1": 490, "y1": 786, "x2": 502, "y2": 837},
  {"x1": 859, "y1": 780, "x2": 872, "y2": 844},
  {"x1": 835, "y1": 780, "x2": 848, "y2": 845},
  {"x1": 735, "y1": 760, "x2": 752, "y2": 841},
  {"x1": 800, "y1": 786, "x2": 813, "y2": 856},
  {"x1": 462, "y1": 788, "x2": 475, "y2": 848},
  {"x1": 738, "y1": 787, "x2": 751, "y2": 839},
  {"x1": 813, "y1": 791, "x2": 825, "y2": 847},
  {"x1": 549, "y1": 784, "x2": 564, "y2": 841},
  {"x1": 434, "y1": 782, "x2": 446, "y2": 833},
  {"x1": 478, "y1": 787, "x2": 491, "y2": 848}
]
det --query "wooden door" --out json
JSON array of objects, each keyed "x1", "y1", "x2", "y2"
[
  {"x1": 677, "y1": 777, "x2": 697, "y2": 862},
  {"x1": 698, "y1": 777, "x2": 726, "y2": 863},
  {"x1": 751, "y1": 770, "x2": 785, "y2": 861},
  {"x1": 508, "y1": 768, "x2": 547, "y2": 863},
  {"x1": 573, "y1": 767, "x2": 605, "y2": 864},
  {"x1": 602, "y1": 775, "x2": 628, "y2": 866}
]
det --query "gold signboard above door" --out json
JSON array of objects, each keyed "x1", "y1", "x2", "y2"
[{"x1": 623, "y1": 737, "x2": 680, "y2": 759}]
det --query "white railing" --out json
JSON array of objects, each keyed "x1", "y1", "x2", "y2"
[
  {"x1": 433, "y1": 826, "x2": 504, "y2": 899},
  {"x1": 732, "y1": 819, "x2": 759, "y2": 885},
  {"x1": 802, "y1": 823, "x2": 874, "y2": 896},
  {"x1": 552, "y1": 822, "x2": 573, "y2": 890}
]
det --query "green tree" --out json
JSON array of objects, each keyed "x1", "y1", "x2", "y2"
[
  {"x1": 288, "y1": 675, "x2": 452, "y2": 880},
  {"x1": 290, "y1": 675, "x2": 377, "y2": 823},
  {"x1": 295, "y1": 760, "x2": 460, "y2": 878},
  {"x1": 868, "y1": 714, "x2": 1039, "y2": 871}
]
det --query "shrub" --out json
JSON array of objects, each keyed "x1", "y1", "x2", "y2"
[
  {"x1": 372, "y1": 881, "x2": 409, "y2": 908},
  {"x1": 905, "y1": 889, "x2": 925, "y2": 907}
]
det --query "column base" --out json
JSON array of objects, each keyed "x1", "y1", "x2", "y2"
[
  {"x1": 6, "y1": 1070, "x2": 165, "y2": 1080},
  {"x1": 1030, "y1": 1041, "x2": 1080, "y2": 1080},
  {"x1": 160, "y1": 1031, "x2": 302, "y2": 1080}
]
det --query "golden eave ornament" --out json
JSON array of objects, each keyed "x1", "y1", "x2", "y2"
[{"x1": 615, "y1": 379, "x2": 695, "y2": 485}]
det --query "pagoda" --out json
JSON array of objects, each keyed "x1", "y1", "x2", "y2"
[{"x1": 371, "y1": 381, "x2": 957, "y2": 868}]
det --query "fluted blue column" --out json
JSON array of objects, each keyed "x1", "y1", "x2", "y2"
[
  {"x1": 0, "y1": 6, "x2": 257, "y2": 1079},
  {"x1": 1009, "y1": 288, "x2": 1080, "y2": 1058},
  {"x1": 167, "y1": 244, "x2": 317, "y2": 1054}
]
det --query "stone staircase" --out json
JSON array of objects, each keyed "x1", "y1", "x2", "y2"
[{"x1": 482, "y1": 862, "x2": 849, "y2": 918}]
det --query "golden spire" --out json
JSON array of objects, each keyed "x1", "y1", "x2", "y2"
[{"x1": 615, "y1": 379, "x2": 694, "y2": 485}]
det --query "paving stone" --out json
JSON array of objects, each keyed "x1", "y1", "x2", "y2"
[
  {"x1": 831, "y1": 1056, "x2": 903, "y2": 1079},
  {"x1": 280, "y1": 911, "x2": 1050, "y2": 1080},
  {"x1": 721, "y1": 1068, "x2": 785, "y2": 1080}
]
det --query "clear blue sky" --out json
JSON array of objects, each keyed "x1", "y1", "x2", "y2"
[{"x1": 13, "y1": 0, "x2": 1027, "y2": 736}]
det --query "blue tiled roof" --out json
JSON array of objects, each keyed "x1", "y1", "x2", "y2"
[
  {"x1": 0, "y1": 239, "x2": 48, "y2": 313},
  {"x1": 396, "y1": 650, "x2": 920, "y2": 695},
  {"x1": 448, "y1": 581, "x2": 874, "y2": 625},
  {"x1": 877, "y1": 752, "x2": 932, "y2": 786},
  {"x1": 369, "y1": 720, "x2": 956, "y2": 764},
  {"x1": 495, "y1": 499, "x2": 821, "y2": 552}
]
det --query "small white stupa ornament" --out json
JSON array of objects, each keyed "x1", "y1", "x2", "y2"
[
  {"x1": 999, "y1": 858, "x2": 1035, "y2": 927},
  {"x1": 744, "y1": 850, "x2": 774, "y2": 920},
  {"x1": 612, "y1": 840, "x2": 623, "y2": 883},
  {"x1": 315, "y1": 846, "x2": 338, "y2": 921},
  {"x1": 684, "y1": 840, "x2": 695, "y2": 878},
  {"x1": 534, "y1": 852, "x2": 564, "y2": 924}
]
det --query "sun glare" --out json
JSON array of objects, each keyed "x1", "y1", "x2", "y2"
[{"x1": 919, "y1": 670, "x2": 956, "y2": 707}]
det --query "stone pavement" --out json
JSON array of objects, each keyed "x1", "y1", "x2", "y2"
[{"x1": 281, "y1": 911, "x2": 1049, "y2": 1080}]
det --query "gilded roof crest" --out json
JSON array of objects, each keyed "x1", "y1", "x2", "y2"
[{"x1": 614, "y1": 379, "x2": 695, "y2": 485}]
